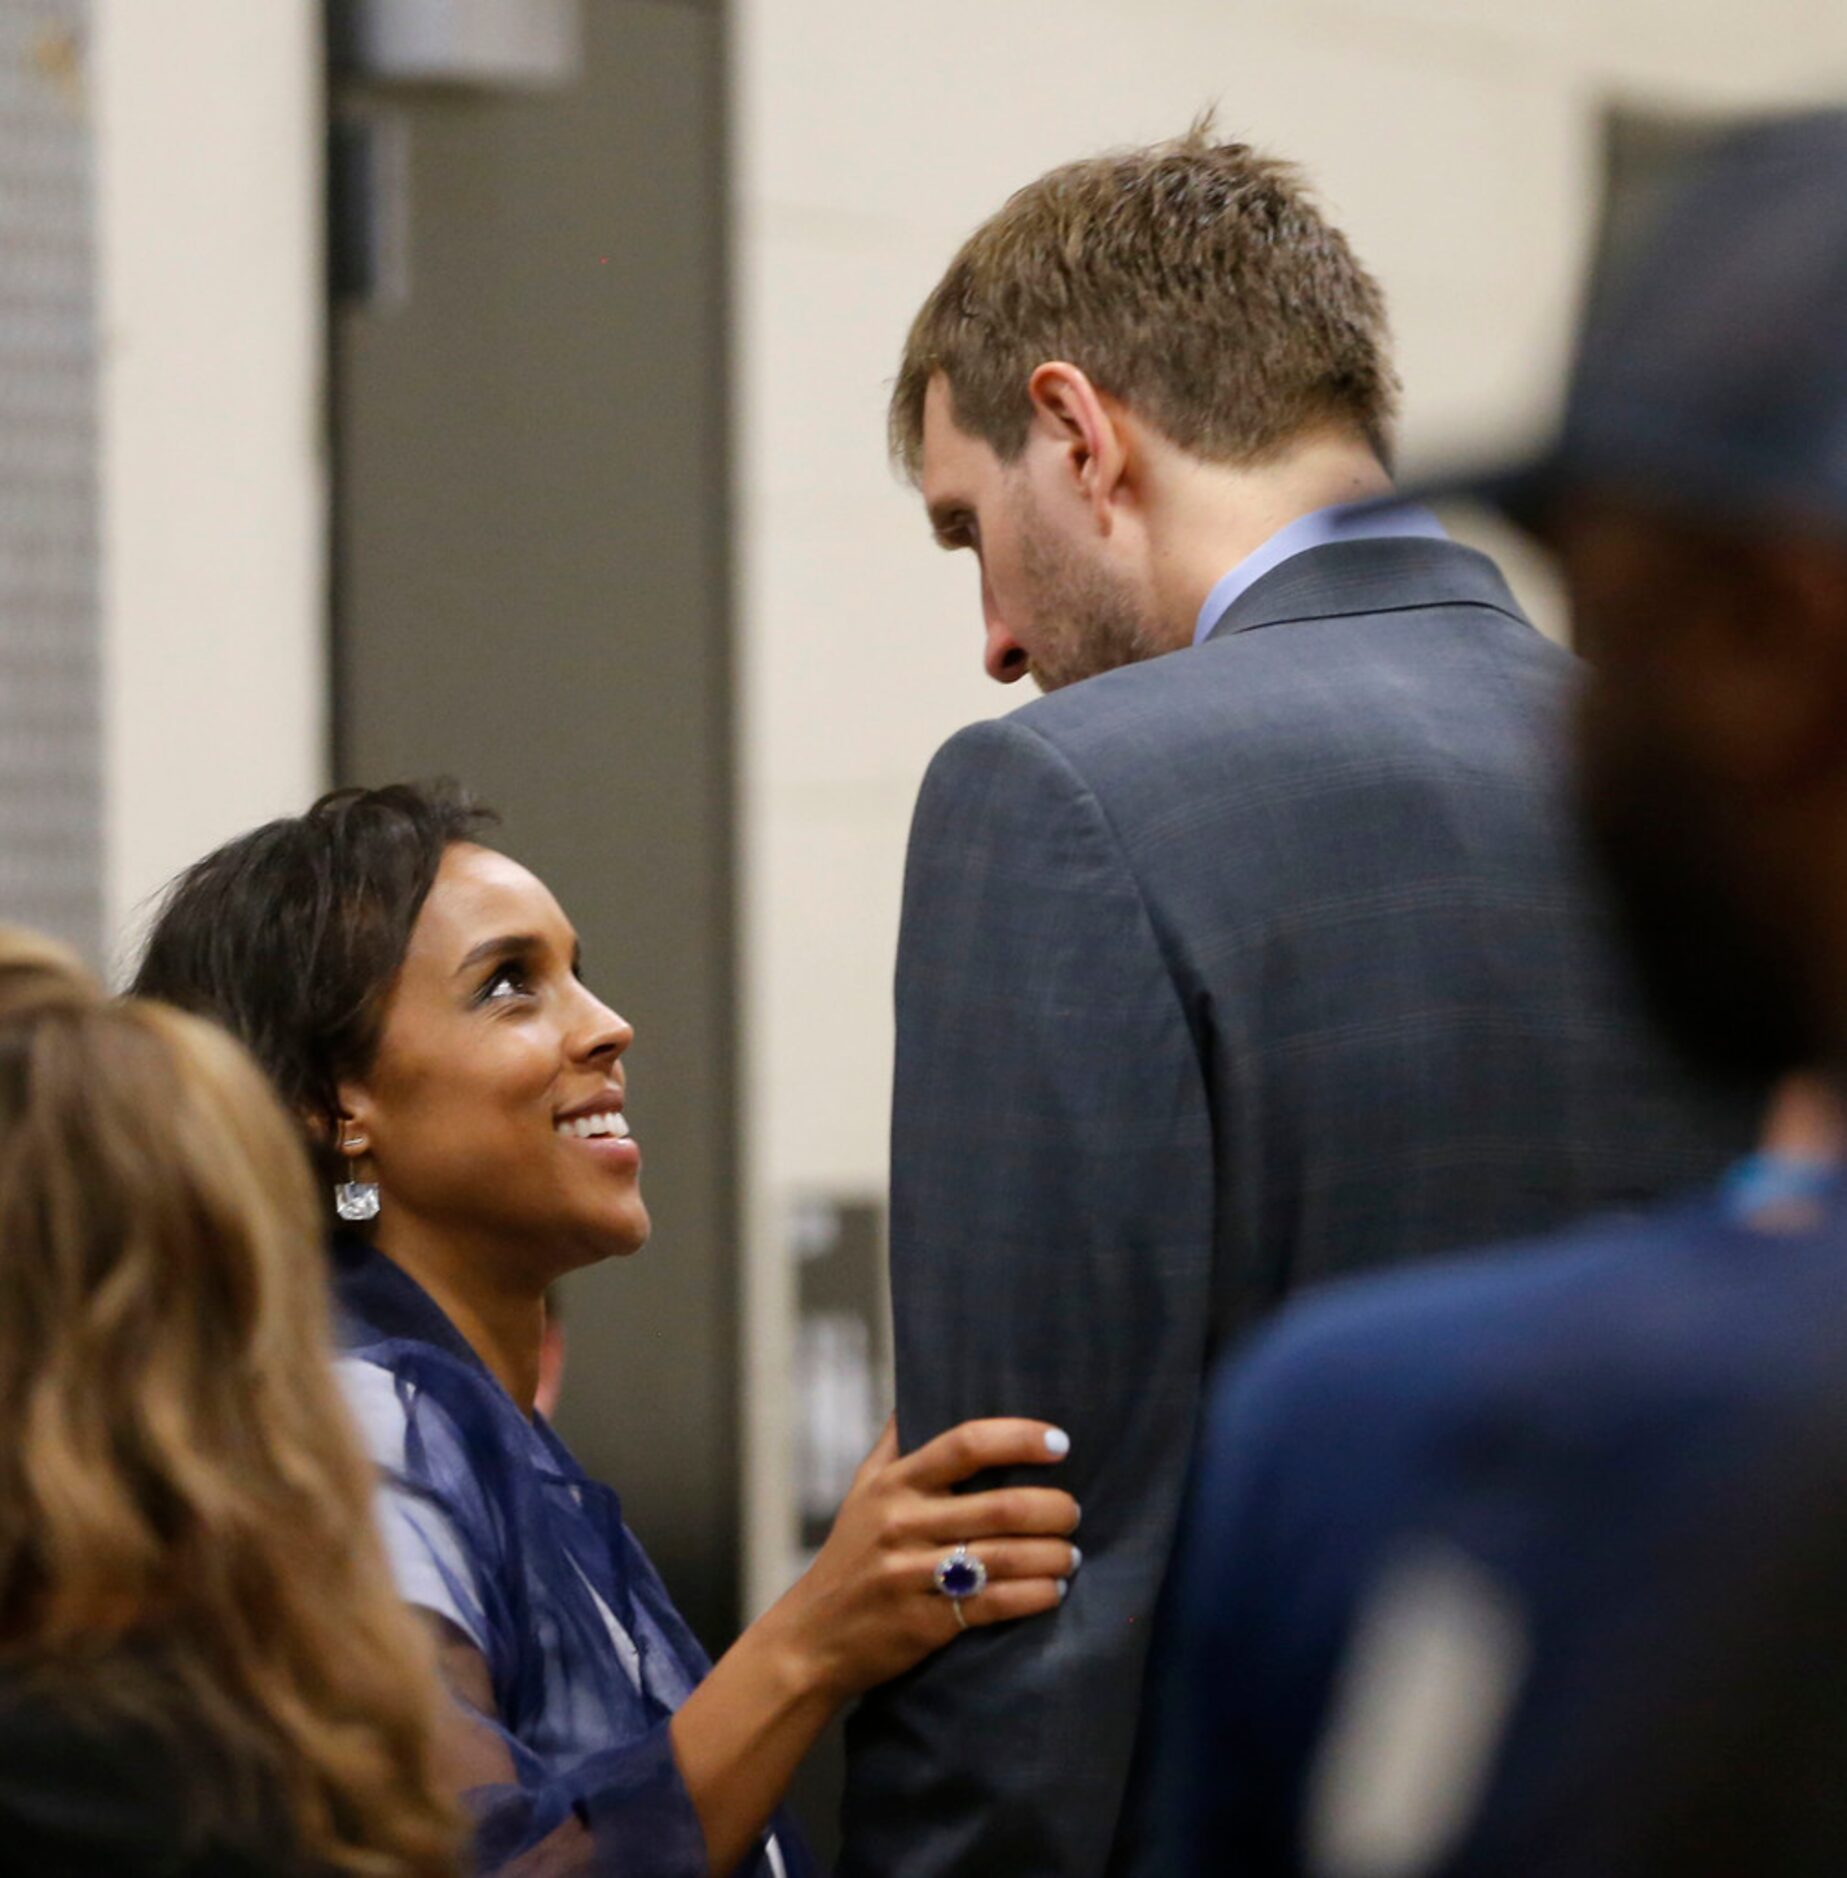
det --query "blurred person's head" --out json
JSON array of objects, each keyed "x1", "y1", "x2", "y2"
[
  {"x1": 0, "y1": 926, "x2": 459, "y2": 1874},
  {"x1": 1483, "y1": 112, "x2": 1847, "y2": 1093},
  {"x1": 892, "y1": 118, "x2": 1400, "y2": 688},
  {"x1": 133, "y1": 783, "x2": 649, "y2": 1304},
  {"x1": 1568, "y1": 496, "x2": 1847, "y2": 1088}
]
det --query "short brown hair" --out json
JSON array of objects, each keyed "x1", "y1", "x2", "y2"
[{"x1": 891, "y1": 121, "x2": 1398, "y2": 479}]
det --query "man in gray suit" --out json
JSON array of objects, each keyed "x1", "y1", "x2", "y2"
[{"x1": 838, "y1": 125, "x2": 1752, "y2": 1875}]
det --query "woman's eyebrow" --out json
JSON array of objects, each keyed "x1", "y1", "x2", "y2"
[{"x1": 453, "y1": 933, "x2": 541, "y2": 977}]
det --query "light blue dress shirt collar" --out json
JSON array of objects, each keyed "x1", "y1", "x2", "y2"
[{"x1": 1193, "y1": 500, "x2": 1449, "y2": 646}]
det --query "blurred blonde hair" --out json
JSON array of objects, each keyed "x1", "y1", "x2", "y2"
[{"x1": 0, "y1": 927, "x2": 460, "y2": 1875}]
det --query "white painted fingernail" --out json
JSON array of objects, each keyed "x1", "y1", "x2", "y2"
[
  {"x1": 1044, "y1": 1428, "x2": 1071, "y2": 1457},
  {"x1": 1056, "y1": 1577, "x2": 1070, "y2": 1602},
  {"x1": 1069, "y1": 1544, "x2": 1083, "y2": 1573}
]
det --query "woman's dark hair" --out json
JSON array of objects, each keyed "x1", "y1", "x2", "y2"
[{"x1": 132, "y1": 781, "x2": 497, "y2": 1192}]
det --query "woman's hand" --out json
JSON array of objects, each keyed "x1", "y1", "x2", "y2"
[
  {"x1": 766, "y1": 1415, "x2": 1081, "y2": 1703},
  {"x1": 669, "y1": 1416, "x2": 1077, "y2": 1873}
]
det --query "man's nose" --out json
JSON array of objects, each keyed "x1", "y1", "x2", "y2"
[
  {"x1": 983, "y1": 609, "x2": 1030, "y2": 684},
  {"x1": 984, "y1": 627, "x2": 1030, "y2": 684}
]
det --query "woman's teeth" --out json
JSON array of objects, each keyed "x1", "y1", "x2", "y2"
[{"x1": 556, "y1": 1111, "x2": 631, "y2": 1140}]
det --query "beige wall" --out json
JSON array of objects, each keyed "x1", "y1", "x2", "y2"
[
  {"x1": 732, "y1": 0, "x2": 1847, "y2": 1607},
  {"x1": 95, "y1": 0, "x2": 326, "y2": 976}
]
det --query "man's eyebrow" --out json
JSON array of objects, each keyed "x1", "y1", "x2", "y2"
[{"x1": 454, "y1": 933, "x2": 541, "y2": 977}]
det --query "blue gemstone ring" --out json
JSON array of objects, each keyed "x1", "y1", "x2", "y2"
[{"x1": 933, "y1": 1545, "x2": 988, "y2": 1601}]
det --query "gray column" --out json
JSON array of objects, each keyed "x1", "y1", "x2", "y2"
[{"x1": 0, "y1": 3, "x2": 99, "y2": 963}]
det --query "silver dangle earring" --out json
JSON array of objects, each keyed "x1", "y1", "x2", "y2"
[
  {"x1": 334, "y1": 1178, "x2": 380, "y2": 1223},
  {"x1": 334, "y1": 1134, "x2": 380, "y2": 1223}
]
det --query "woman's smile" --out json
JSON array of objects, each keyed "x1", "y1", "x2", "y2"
[{"x1": 554, "y1": 1102, "x2": 641, "y2": 1169}]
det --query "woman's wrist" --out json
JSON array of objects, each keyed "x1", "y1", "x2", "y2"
[
  {"x1": 669, "y1": 1597, "x2": 842, "y2": 1873},
  {"x1": 745, "y1": 1585, "x2": 849, "y2": 1714}
]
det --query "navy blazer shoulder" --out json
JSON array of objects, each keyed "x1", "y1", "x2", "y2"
[{"x1": 1171, "y1": 1181, "x2": 1847, "y2": 1872}]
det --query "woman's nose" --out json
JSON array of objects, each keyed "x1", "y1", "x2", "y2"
[{"x1": 572, "y1": 987, "x2": 633, "y2": 1062}]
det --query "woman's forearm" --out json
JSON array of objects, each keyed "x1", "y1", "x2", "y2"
[{"x1": 668, "y1": 1606, "x2": 837, "y2": 1876}]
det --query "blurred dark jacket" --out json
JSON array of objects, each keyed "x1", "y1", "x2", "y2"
[
  {"x1": 0, "y1": 1678, "x2": 323, "y2": 1876},
  {"x1": 1165, "y1": 1177, "x2": 1847, "y2": 1875}
]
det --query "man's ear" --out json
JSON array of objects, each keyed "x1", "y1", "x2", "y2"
[{"x1": 1026, "y1": 362, "x2": 1129, "y2": 531}]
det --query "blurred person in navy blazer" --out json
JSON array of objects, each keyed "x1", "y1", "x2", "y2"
[
  {"x1": 1512, "y1": 1335, "x2": 1847, "y2": 1877},
  {"x1": 842, "y1": 120, "x2": 1753, "y2": 1877},
  {"x1": 1165, "y1": 108, "x2": 1847, "y2": 1878}
]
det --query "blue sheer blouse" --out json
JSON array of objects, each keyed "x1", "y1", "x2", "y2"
[{"x1": 330, "y1": 1236, "x2": 811, "y2": 1877}]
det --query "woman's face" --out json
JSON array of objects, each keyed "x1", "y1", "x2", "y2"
[{"x1": 343, "y1": 842, "x2": 649, "y2": 1283}]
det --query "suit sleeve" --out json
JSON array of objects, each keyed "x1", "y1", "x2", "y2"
[{"x1": 840, "y1": 716, "x2": 1216, "y2": 1876}]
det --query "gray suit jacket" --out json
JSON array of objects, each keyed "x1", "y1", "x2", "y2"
[{"x1": 838, "y1": 538, "x2": 1754, "y2": 1877}]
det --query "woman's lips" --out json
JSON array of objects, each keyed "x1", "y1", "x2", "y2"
[{"x1": 558, "y1": 1128, "x2": 641, "y2": 1171}]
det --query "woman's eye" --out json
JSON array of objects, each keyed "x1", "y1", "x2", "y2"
[{"x1": 481, "y1": 963, "x2": 530, "y2": 1003}]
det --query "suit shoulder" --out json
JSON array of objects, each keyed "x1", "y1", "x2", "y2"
[
  {"x1": 922, "y1": 710, "x2": 1066, "y2": 772},
  {"x1": 913, "y1": 711, "x2": 1115, "y2": 824},
  {"x1": 1008, "y1": 610, "x2": 1577, "y2": 787}
]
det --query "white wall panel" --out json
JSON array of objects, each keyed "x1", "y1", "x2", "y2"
[{"x1": 95, "y1": 0, "x2": 325, "y2": 974}]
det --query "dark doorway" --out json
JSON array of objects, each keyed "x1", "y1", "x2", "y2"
[{"x1": 327, "y1": 0, "x2": 740, "y2": 1651}]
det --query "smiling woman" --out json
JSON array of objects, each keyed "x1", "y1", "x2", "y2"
[
  {"x1": 328, "y1": 839, "x2": 653, "y2": 1402},
  {"x1": 130, "y1": 783, "x2": 1081, "y2": 1878}
]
